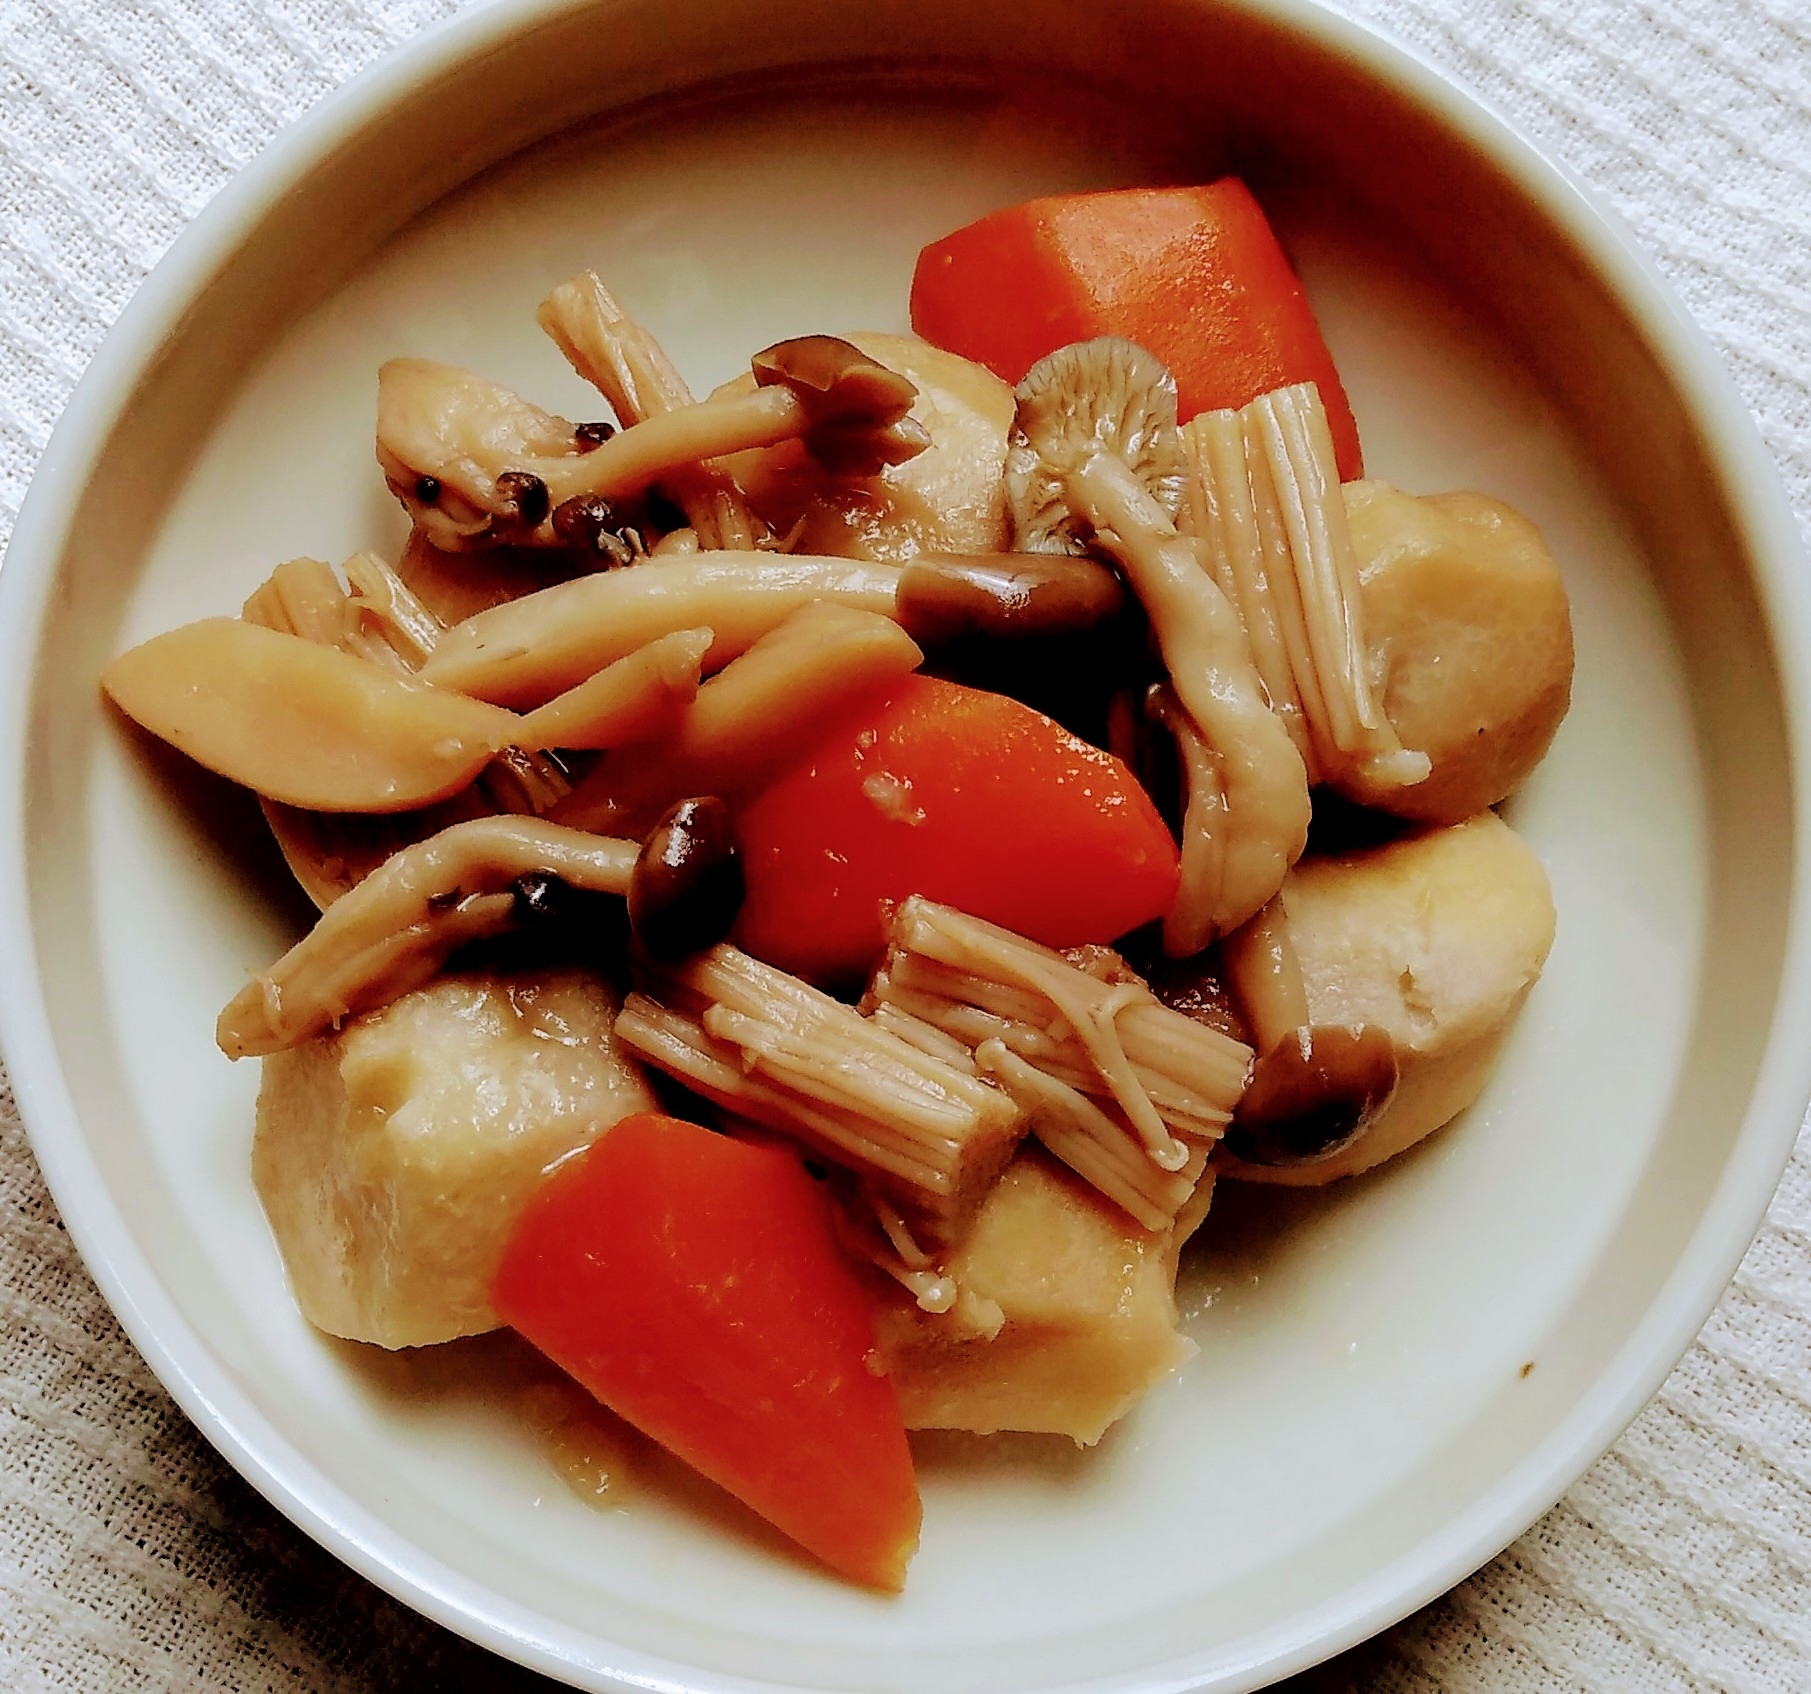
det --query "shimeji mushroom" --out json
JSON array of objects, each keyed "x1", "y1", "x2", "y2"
[
  {"x1": 1006, "y1": 338, "x2": 1311, "y2": 950},
  {"x1": 536, "y1": 270, "x2": 764, "y2": 549},
  {"x1": 421, "y1": 549, "x2": 1123, "y2": 710},
  {"x1": 215, "y1": 816, "x2": 639, "y2": 1058},
  {"x1": 377, "y1": 336, "x2": 931, "y2": 552},
  {"x1": 1216, "y1": 895, "x2": 1401, "y2": 1169}
]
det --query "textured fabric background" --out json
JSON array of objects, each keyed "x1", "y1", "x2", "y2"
[{"x1": 2, "y1": 0, "x2": 1808, "y2": 1688}]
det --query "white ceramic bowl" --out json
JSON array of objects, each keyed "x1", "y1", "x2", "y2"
[{"x1": 4, "y1": 1, "x2": 1809, "y2": 1689}]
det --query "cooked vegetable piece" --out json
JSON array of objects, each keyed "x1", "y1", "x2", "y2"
[
  {"x1": 379, "y1": 339, "x2": 927, "y2": 550},
  {"x1": 422, "y1": 553, "x2": 903, "y2": 707},
  {"x1": 1218, "y1": 813, "x2": 1555, "y2": 1184},
  {"x1": 101, "y1": 617, "x2": 520, "y2": 813},
  {"x1": 515, "y1": 627, "x2": 710, "y2": 751},
  {"x1": 910, "y1": 180, "x2": 1363, "y2": 479},
  {"x1": 537, "y1": 269, "x2": 763, "y2": 548},
  {"x1": 1007, "y1": 339, "x2": 1312, "y2": 945},
  {"x1": 874, "y1": 1148, "x2": 1199, "y2": 1445},
  {"x1": 216, "y1": 817, "x2": 638, "y2": 1057},
  {"x1": 1339, "y1": 481, "x2": 1574, "y2": 822},
  {"x1": 616, "y1": 944, "x2": 1025, "y2": 1244},
  {"x1": 240, "y1": 552, "x2": 569, "y2": 907},
  {"x1": 492, "y1": 1112, "x2": 922, "y2": 1590},
  {"x1": 255, "y1": 966, "x2": 655, "y2": 1348},
  {"x1": 553, "y1": 603, "x2": 923, "y2": 837},
  {"x1": 733, "y1": 675, "x2": 1180, "y2": 985},
  {"x1": 865, "y1": 897, "x2": 1249, "y2": 1228},
  {"x1": 712, "y1": 331, "x2": 1014, "y2": 559}
]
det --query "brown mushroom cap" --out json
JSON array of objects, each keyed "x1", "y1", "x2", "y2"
[
  {"x1": 751, "y1": 335, "x2": 920, "y2": 425},
  {"x1": 1006, "y1": 337, "x2": 1186, "y2": 554},
  {"x1": 751, "y1": 335, "x2": 933, "y2": 478},
  {"x1": 893, "y1": 554, "x2": 1126, "y2": 644},
  {"x1": 1220, "y1": 1023, "x2": 1400, "y2": 1167}
]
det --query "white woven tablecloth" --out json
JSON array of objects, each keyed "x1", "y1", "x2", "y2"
[{"x1": 3, "y1": 1, "x2": 1809, "y2": 1688}]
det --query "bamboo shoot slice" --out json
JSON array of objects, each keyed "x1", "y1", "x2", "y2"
[{"x1": 102, "y1": 618, "x2": 521, "y2": 813}]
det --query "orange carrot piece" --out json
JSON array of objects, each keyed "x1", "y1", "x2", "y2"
[
  {"x1": 733, "y1": 675, "x2": 1179, "y2": 986},
  {"x1": 493, "y1": 1112, "x2": 921, "y2": 1591},
  {"x1": 911, "y1": 179, "x2": 1363, "y2": 480}
]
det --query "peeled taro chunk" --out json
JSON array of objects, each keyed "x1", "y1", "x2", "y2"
[{"x1": 253, "y1": 967, "x2": 656, "y2": 1348}]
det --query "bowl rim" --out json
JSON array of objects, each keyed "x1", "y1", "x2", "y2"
[{"x1": 3, "y1": 0, "x2": 1809, "y2": 1688}]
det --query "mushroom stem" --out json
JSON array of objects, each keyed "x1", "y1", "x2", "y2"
[
  {"x1": 537, "y1": 271, "x2": 763, "y2": 548},
  {"x1": 379, "y1": 340, "x2": 929, "y2": 552},
  {"x1": 215, "y1": 817, "x2": 639, "y2": 1058},
  {"x1": 551, "y1": 602, "x2": 922, "y2": 836},
  {"x1": 1064, "y1": 449, "x2": 1312, "y2": 947},
  {"x1": 1218, "y1": 895, "x2": 1310, "y2": 1051}
]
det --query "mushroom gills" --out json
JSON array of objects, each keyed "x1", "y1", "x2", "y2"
[{"x1": 1005, "y1": 337, "x2": 1311, "y2": 949}]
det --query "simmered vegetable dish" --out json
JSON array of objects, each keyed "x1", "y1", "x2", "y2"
[{"x1": 102, "y1": 179, "x2": 1570, "y2": 1591}]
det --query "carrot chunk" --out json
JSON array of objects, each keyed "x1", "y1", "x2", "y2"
[
  {"x1": 910, "y1": 179, "x2": 1363, "y2": 479},
  {"x1": 733, "y1": 675, "x2": 1179, "y2": 985},
  {"x1": 493, "y1": 1112, "x2": 921, "y2": 1591}
]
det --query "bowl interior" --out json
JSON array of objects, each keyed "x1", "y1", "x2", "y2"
[{"x1": 7, "y1": 2, "x2": 1800, "y2": 1690}]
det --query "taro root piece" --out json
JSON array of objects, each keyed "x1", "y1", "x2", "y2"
[
  {"x1": 1177, "y1": 388, "x2": 1432, "y2": 794},
  {"x1": 1338, "y1": 481, "x2": 1574, "y2": 822},
  {"x1": 376, "y1": 338, "x2": 928, "y2": 552},
  {"x1": 216, "y1": 816, "x2": 639, "y2": 1058},
  {"x1": 627, "y1": 796, "x2": 744, "y2": 958},
  {"x1": 712, "y1": 332, "x2": 1013, "y2": 561},
  {"x1": 421, "y1": 553, "x2": 903, "y2": 707},
  {"x1": 551, "y1": 603, "x2": 923, "y2": 836},
  {"x1": 101, "y1": 616, "x2": 520, "y2": 814},
  {"x1": 254, "y1": 966, "x2": 656, "y2": 1348},
  {"x1": 615, "y1": 944, "x2": 1026, "y2": 1246},
  {"x1": 1218, "y1": 813, "x2": 1555, "y2": 1184},
  {"x1": 864, "y1": 897, "x2": 1251, "y2": 1230},
  {"x1": 1007, "y1": 338, "x2": 1311, "y2": 947},
  {"x1": 872, "y1": 1147, "x2": 1199, "y2": 1446}
]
